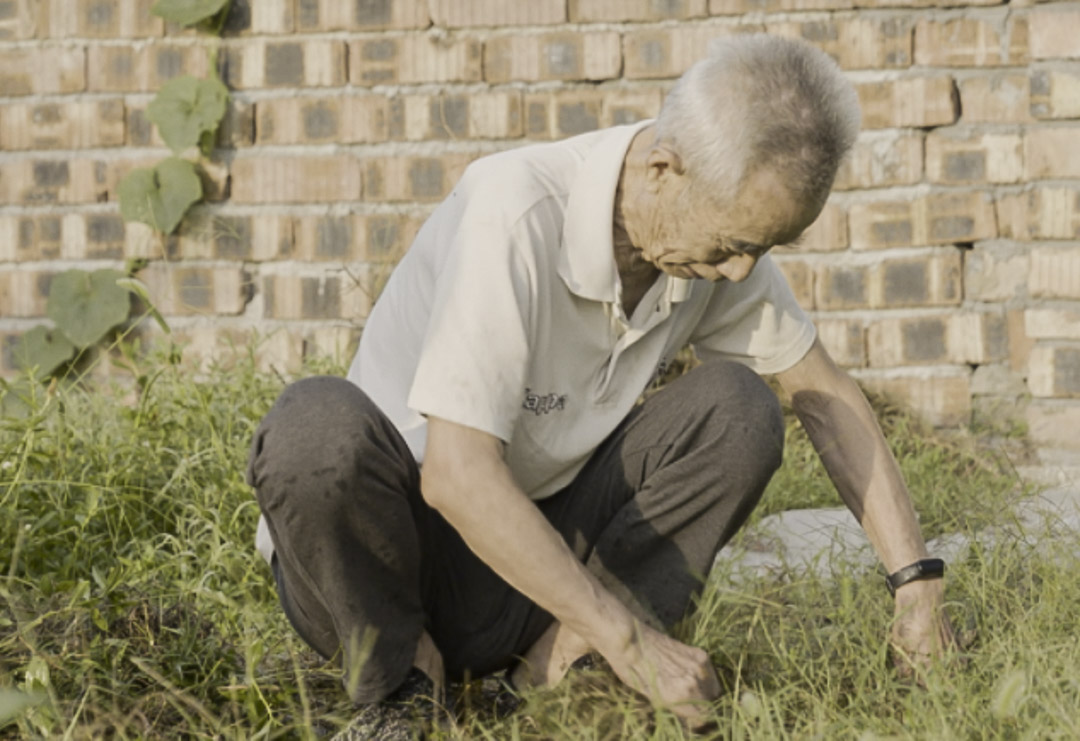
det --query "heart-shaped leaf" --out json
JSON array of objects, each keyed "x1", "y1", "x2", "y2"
[
  {"x1": 151, "y1": 0, "x2": 229, "y2": 26},
  {"x1": 11, "y1": 325, "x2": 76, "y2": 377},
  {"x1": 46, "y1": 269, "x2": 131, "y2": 349},
  {"x1": 147, "y1": 75, "x2": 229, "y2": 155},
  {"x1": 118, "y1": 158, "x2": 202, "y2": 235}
]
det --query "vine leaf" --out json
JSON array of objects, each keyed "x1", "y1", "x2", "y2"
[
  {"x1": 118, "y1": 158, "x2": 203, "y2": 235},
  {"x1": 147, "y1": 75, "x2": 229, "y2": 155},
  {"x1": 46, "y1": 269, "x2": 131, "y2": 349},
  {"x1": 11, "y1": 325, "x2": 76, "y2": 376},
  {"x1": 151, "y1": 0, "x2": 229, "y2": 26}
]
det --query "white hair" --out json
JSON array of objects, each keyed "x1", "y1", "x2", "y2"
[{"x1": 655, "y1": 33, "x2": 861, "y2": 207}]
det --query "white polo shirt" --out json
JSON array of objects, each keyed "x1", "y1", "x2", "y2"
[
  {"x1": 351, "y1": 119, "x2": 814, "y2": 495},
  {"x1": 256, "y1": 121, "x2": 815, "y2": 562}
]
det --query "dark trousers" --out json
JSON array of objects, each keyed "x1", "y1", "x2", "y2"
[{"x1": 246, "y1": 361, "x2": 784, "y2": 704}]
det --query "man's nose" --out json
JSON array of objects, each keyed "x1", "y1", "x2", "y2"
[{"x1": 715, "y1": 254, "x2": 756, "y2": 283}]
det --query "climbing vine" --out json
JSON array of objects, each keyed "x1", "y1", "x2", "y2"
[
  {"x1": 118, "y1": 0, "x2": 233, "y2": 234},
  {"x1": 4, "y1": 0, "x2": 232, "y2": 394}
]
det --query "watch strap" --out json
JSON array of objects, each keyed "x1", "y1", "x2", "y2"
[{"x1": 886, "y1": 558, "x2": 946, "y2": 596}]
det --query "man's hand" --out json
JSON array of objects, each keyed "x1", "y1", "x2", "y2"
[
  {"x1": 889, "y1": 579, "x2": 960, "y2": 679},
  {"x1": 604, "y1": 621, "x2": 720, "y2": 729}
]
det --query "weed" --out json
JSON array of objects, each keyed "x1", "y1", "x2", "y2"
[{"x1": 1, "y1": 346, "x2": 1072, "y2": 739}]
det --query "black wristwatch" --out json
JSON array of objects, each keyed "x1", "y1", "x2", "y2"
[{"x1": 885, "y1": 558, "x2": 946, "y2": 596}]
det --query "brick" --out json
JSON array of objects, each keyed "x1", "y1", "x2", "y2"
[
  {"x1": 523, "y1": 90, "x2": 603, "y2": 139},
  {"x1": 220, "y1": 0, "x2": 294, "y2": 34},
  {"x1": 0, "y1": 270, "x2": 52, "y2": 318},
  {"x1": 867, "y1": 312, "x2": 1006, "y2": 367},
  {"x1": 875, "y1": 251, "x2": 963, "y2": 308},
  {"x1": 171, "y1": 327, "x2": 305, "y2": 376},
  {"x1": 815, "y1": 263, "x2": 870, "y2": 310},
  {"x1": 914, "y1": 14, "x2": 1028, "y2": 67},
  {"x1": 957, "y1": 73, "x2": 1032, "y2": 124},
  {"x1": 774, "y1": 258, "x2": 815, "y2": 308},
  {"x1": 1030, "y1": 67, "x2": 1080, "y2": 119},
  {"x1": 217, "y1": 100, "x2": 255, "y2": 148},
  {"x1": 1029, "y1": 343, "x2": 1080, "y2": 397},
  {"x1": 363, "y1": 153, "x2": 477, "y2": 203},
  {"x1": 816, "y1": 318, "x2": 866, "y2": 368},
  {"x1": 964, "y1": 243, "x2": 1029, "y2": 302},
  {"x1": 833, "y1": 131, "x2": 923, "y2": 191},
  {"x1": 766, "y1": 16, "x2": 913, "y2": 70},
  {"x1": 140, "y1": 264, "x2": 247, "y2": 316},
  {"x1": 1030, "y1": 6, "x2": 1080, "y2": 60},
  {"x1": 0, "y1": 214, "x2": 61, "y2": 261},
  {"x1": 602, "y1": 87, "x2": 666, "y2": 127},
  {"x1": 231, "y1": 156, "x2": 363, "y2": 203},
  {"x1": 2, "y1": 212, "x2": 137, "y2": 261},
  {"x1": 256, "y1": 95, "x2": 390, "y2": 145},
  {"x1": 0, "y1": 0, "x2": 37, "y2": 39},
  {"x1": 710, "y1": 0, "x2": 853, "y2": 12},
  {"x1": 849, "y1": 192, "x2": 996, "y2": 250},
  {"x1": 390, "y1": 91, "x2": 523, "y2": 141},
  {"x1": 997, "y1": 187, "x2": 1080, "y2": 241},
  {"x1": 792, "y1": 202, "x2": 849, "y2": 252},
  {"x1": 0, "y1": 217, "x2": 17, "y2": 261},
  {"x1": 223, "y1": 39, "x2": 346, "y2": 89},
  {"x1": 624, "y1": 25, "x2": 752, "y2": 80},
  {"x1": 969, "y1": 364, "x2": 1026, "y2": 397},
  {"x1": 814, "y1": 251, "x2": 962, "y2": 310},
  {"x1": 431, "y1": 0, "x2": 564, "y2": 26},
  {"x1": 66, "y1": 212, "x2": 129, "y2": 259},
  {"x1": 925, "y1": 130, "x2": 1023, "y2": 185},
  {"x1": 856, "y1": 76, "x2": 958, "y2": 129},
  {"x1": 571, "y1": 0, "x2": 707, "y2": 22},
  {"x1": 293, "y1": 214, "x2": 367, "y2": 261},
  {"x1": 128, "y1": 98, "x2": 253, "y2": 148},
  {"x1": 164, "y1": 326, "x2": 285, "y2": 374},
  {"x1": 485, "y1": 32, "x2": 621, "y2": 84},
  {"x1": 1025, "y1": 128, "x2": 1080, "y2": 180},
  {"x1": 855, "y1": 370, "x2": 971, "y2": 427},
  {"x1": 262, "y1": 273, "x2": 369, "y2": 320},
  {"x1": 367, "y1": 213, "x2": 425, "y2": 263},
  {"x1": 105, "y1": 155, "x2": 228, "y2": 205},
  {"x1": 159, "y1": 211, "x2": 292, "y2": 261},
  {"x1": 1030, "y1": 247, "x2": 1080, "y2": 299},
  {"x1": 349, "y1": 36, "x2": 482, "y2": 85},
  {"x1": 0, "y1": 157, "x2": 118, "y2": 205},
  {"x1": 1026, "y1": 308, "x2": 1080, "y2": 341},
  {"x1": 86, "y1": 44, "x2": 211, "y2": 92},
  {"x1": 0, "y1": 47, "x2": 85, "y2": 95},
  {"x1": 1026, "y1": 400, "x2": 1080, "y2": 450},
  {"x1": 296, "y1": 0, "x2": 429, "y2": 30},
  {"x1": 304, "y1": 326, "x2": 359, "y2": 364},
  {"x1": 0, "y1": 99, "x2": 125, "y2": 150},
  {"x1": 39, "y1": 0, "x2": 163, "y2": 37},
  {"x1": 523, "y1": 87, "x2": 666, "y2": 140}
]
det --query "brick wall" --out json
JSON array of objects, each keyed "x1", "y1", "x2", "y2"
[{"x1": 1, "y1": 0, "x2": 1078, "y2": 447}]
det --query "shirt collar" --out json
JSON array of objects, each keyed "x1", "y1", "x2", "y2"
[{"x1": 557, "y1": 120, "x2": 691, "y2": 305}]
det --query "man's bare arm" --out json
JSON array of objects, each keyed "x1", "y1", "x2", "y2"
[
  {"x1": 775, "y1": 338, "x2": 958, "y2": 668},
  {"x1": 422, "y1": 417, "x2": 719, "y2": 721}
]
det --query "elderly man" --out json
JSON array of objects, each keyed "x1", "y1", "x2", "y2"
[{"x1": 247, "y1": 34, "x2": 957, "y2": 726}]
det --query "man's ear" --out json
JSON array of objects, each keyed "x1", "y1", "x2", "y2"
[{"x1": 645, "y1": 144, "x2": 685, "y2": 191}]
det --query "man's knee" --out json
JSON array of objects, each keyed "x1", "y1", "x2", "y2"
[
  {"x1": 669, "y1": 360, "x2": 785, "y2": 480},
  {"x1": 247, "y1": 376, "x2": 394, "y2": 507}
]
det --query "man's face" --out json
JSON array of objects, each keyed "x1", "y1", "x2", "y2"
[{"x1": 638, "y1": 165, "x2": 820, "y2": 283}]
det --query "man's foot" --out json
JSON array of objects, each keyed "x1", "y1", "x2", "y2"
[
  {"x1": 333, "y1": 668, "x2": 443, "y2": 741},
  {"x1": 511, "y1": 620, "x2": 594, "y2": 689}
]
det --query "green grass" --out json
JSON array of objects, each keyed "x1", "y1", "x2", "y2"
[{"x1": 1, "y1": 346, "x2": 1074, "y2": 739}]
